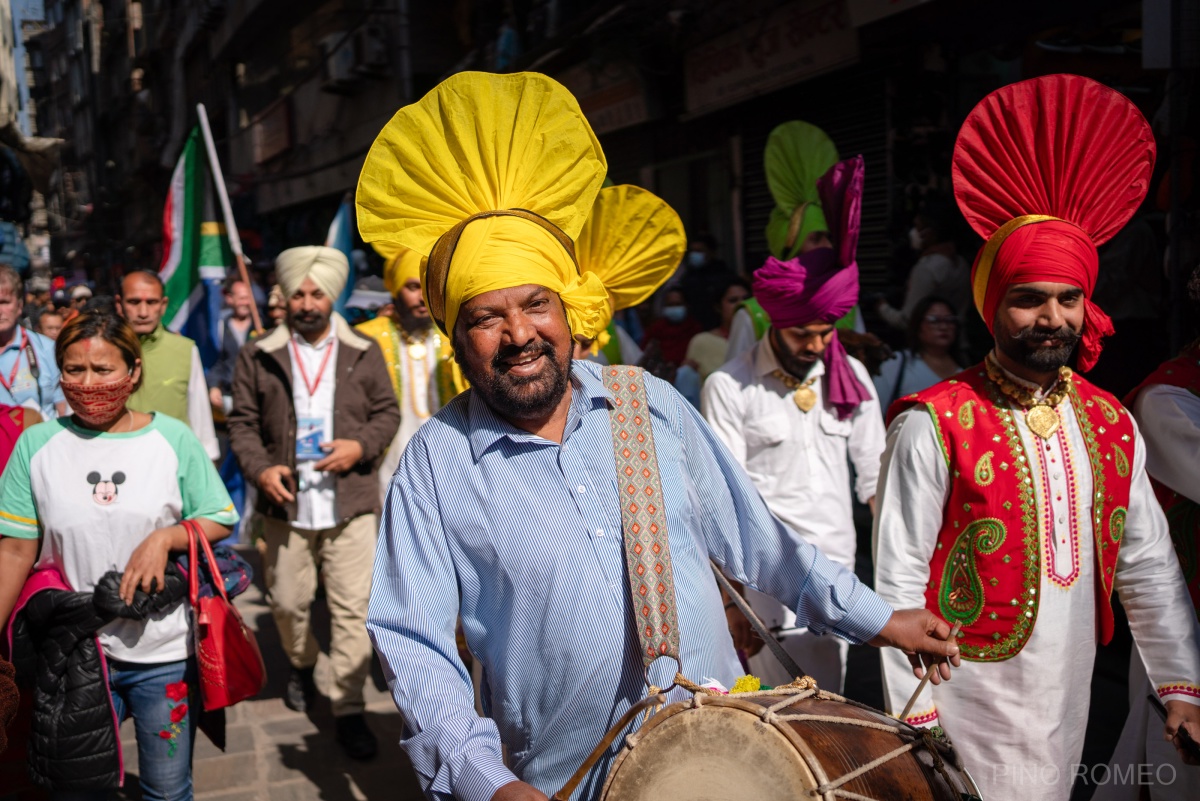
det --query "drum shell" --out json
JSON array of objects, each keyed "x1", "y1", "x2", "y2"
[{"x1": 599, "y1": 691, "x2": 980, "y2": 801}]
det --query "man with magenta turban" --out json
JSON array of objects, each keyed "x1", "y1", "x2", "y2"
[
  {"x1": 874, "y1": 75, "x2": 1200, "y2": 801},
  {"x1": 702, "y1": 156, "x2": 885, "y2": 693}
]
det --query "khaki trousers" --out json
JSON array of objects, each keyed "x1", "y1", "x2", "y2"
[{"x1": 262, "y1": 514, "x2": 377, "y2": 717}]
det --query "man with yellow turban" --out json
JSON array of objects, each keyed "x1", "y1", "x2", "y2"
[
  {"x1": 571, "y1": 183, "x2": 686, "y2": 365},
  {"x1": 356, "y1": 245, "x2": 458, "y2": 497},
  {"x1": 358, "y1": 71, "x2": 959, "y2": 801},
  {"x1": 229, "y1": 245, "x2": 400, "y2": 760}
]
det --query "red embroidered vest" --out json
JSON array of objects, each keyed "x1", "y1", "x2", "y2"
[
  {"x1": 1126, "y1": 344, "x2": 1200, "y2": 618},
  {"x1": 888, "y1": 364, "x2": 1135, "y2": 661}
]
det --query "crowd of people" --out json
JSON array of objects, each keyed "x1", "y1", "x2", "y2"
[{"x1": 0, "y1": 68, "x2": 1196, "y2": 801}]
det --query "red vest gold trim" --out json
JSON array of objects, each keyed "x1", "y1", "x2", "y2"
[
  {"x1": 888, "y1": 364, "x2": 1135, "y2": 661},
  {"x1": 1126, "y1": 344, "x2": 1200, "y2": 619}
]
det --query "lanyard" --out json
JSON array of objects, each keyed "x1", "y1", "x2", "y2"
[
  {"x1": 0, "y1": 331, "x2": 28, "y2": 396},
  {"x1": 291, "y1": 338, "x2": 335, "y2": 398}
]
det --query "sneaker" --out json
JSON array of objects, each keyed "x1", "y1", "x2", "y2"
[
  {"x1": 284, "y1": 666, "x2": 316, "y2": 713},
  {"x1": 336, "y1": 714, "x2": 378, "y2": 760}
]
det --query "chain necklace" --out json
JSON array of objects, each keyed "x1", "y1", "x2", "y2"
[
  {"x1": 771, "y1": 369, "x2": 819, "y2": 412},
  {"x1": 984, "y1": 353, "x2": 1073, "y2": 439}
]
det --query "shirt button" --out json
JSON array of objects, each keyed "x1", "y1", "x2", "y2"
[
  {"x1": 595, "y1": 528, "x2": 605, "y2": 537},
  {"x1": 1052, "y1": 472, "x2": 1062, "y2": 480},
  {"x1": 577, "y1": 485, "x2": 587, "y2": 494},
  {"x1": 1057, "y1": 516, "x2": 1065, "y2": 525}
]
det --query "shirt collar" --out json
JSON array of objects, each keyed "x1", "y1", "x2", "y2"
[
  {"x1": 754, "y1": 335, "x2": 826, "y2": 381},
  {"x1": 466, "y1": 362, "x2": 613, "y2": 462},
  {"x1": 1, "y1": 326, "x2": 26, "y2": 353},
  {"x1": 988, "y1": 350, "x2": 1054, "y2": 400},
  {"x1": 140, "y1": 323, "x2": 165, "y2": 345}
]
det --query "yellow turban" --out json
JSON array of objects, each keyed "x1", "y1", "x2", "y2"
[
  {"x1": 382, "y1": 246, "x2": 426, "y2": 297},
  {"x1": 356, "y1": 71, "x2": 608, "y2": 338},
  {"x1": 575, "y1": 185, "x2": 687, "y2": 333},
  {"x1": 276, "y1": 246, "x2": 349, "y2": 299}
]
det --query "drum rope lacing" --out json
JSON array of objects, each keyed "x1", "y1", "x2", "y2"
[{"x1": 629, "y1": 678, "x2": 967, "y2": 800}]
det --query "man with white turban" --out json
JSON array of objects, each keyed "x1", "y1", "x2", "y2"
[{"x1": 229, "y1": 246, "x2": 399, "y2": 760}]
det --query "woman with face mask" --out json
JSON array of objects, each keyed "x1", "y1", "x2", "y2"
[
  {"x1": 0, "y1": 311, "x2": 238, "y2": 800},
  {"x1": 684, "y1": 276, "x2": 752, "y2": 382},
  {"x1": 874, "y1": 199, "x2": 971, "y2": 333},
  {"x1": 640, "y1": 288, "x2": 703, "y2": 372}
]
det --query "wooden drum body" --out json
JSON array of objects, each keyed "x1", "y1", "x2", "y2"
[{"x1": 599, "y1": 687, "x2": 981, "y2": 801}]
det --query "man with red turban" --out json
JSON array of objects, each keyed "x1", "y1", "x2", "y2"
[
  {"x1": 873, "y1": 74, "x2": 1200, "y2": 801},
  {"x1": 703, "y1": 157, "x2": 884, "y2": 691}
]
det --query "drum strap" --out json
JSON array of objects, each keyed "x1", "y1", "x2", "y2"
[{"x1": 604, "y1": 367, "x2": 682, "y2": 674}]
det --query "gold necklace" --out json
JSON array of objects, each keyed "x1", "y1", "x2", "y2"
[
  {"x1": 771, "y1": 369, "x2": 819, "y2": 413},
  {"x1": 984, "y1": 354, "x2": 1073, "y2": 440},
  {"x1": 402, "y1": 331, "x2": 434, "y2": 420}
]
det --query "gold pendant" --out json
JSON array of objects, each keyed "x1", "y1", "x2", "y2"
[
  {"x1": 793, "y1": 387, "x2": 817, "y2": 413},
  {"x1": 407, "y1": 342, "x2": 428, "y2": 360},
  {"x1": 1026, "y1": 405, "x2": 1060, "y2": 439}
]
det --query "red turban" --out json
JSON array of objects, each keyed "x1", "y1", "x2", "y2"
[{"x1": 953, "y1": 74, "x2": 1155, "y2": 372}]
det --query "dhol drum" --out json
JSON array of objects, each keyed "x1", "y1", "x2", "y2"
[{"x1": 557, "y1": 679, "x2": 982, "y2": 801}]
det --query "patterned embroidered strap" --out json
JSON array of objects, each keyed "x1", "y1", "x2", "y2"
[{"x1": 606, "y1": 366, "x2": 682, "y2": 672}]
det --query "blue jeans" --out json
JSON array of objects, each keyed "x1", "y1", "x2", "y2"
[{"x1": 53, "y1": 658, "x2": 199, "y2": 801}]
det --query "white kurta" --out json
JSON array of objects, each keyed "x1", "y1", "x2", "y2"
[
  {"x1": 377, "y1": 325, "x2": 443, "y2": 498},
  {"x1": 703, "y1": 338, "x2": 885, "y2": 689},
  {"x1": 1093, "y1": 384, "x2": 1200, "y2": 800},
  {"x1": 874, "y1": 366, "x2": 1200, "y2": 801}
]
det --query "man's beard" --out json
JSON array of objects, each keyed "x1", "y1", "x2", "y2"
[
  {"x1": 996, "y1": 323, "x2": 1082, "y2": 372},
  {"x1": 461, "y1": 338, "x2": 571, "y2": 421},
  {"x1": 770, "y1": 330, "x2": 820, "y2": 379},
  {"x1": 396, "y1": 303, "x2": 433, "y2": 336},
  {"x1": 290, "y1": 309, "x2": 331, "y2": 336}
]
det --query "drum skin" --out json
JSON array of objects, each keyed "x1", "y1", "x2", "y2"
[{"x1": 600, "y1": 692, "x2": 978, "y2": 801}]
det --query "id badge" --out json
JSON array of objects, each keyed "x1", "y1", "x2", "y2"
[{"x1": 296, "y1": 416, "x2": 326, "y2": 461}]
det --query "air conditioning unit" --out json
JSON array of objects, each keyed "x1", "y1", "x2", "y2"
[
  {"x1": 319, "y1": 32, "x2": 360, "y2": 93},
  {"x1": 353, "y1": 24, "x2": 390, "y2": 77}
]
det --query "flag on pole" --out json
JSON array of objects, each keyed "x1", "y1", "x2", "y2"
[
  {"x1": 159, "y1": 126, "x2": 232, "y2": 367},
  {"x1": 324, "y1": 195, "x2": 356, "y2": 314}
]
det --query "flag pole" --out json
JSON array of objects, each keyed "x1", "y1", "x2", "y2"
[{"x1": 196, "y1": 103, "x2": 264, "y2": 334}]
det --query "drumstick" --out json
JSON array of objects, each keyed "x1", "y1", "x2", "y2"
[{"x1": 900, "y1": 621, "x2": 962, "y2": 722}]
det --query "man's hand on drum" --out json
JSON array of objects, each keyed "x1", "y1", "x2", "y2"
[
  {"x1": 868, "y1": 609, "x2": 961, "y2": 684},
  {"x1": 1164, "y1": 700, "x2": 1200, "y2": 766},
  {"x1": 491, "y1": 780, "x2": 549, "y2": 801}
]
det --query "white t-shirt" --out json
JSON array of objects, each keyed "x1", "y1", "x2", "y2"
[{"x1": 0, "y1": 414, "x2": 239, "y2": 663}]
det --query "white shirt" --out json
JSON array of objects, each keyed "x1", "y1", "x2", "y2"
[
  {"x1": 378, "y1": 325, "x2": 443, "y2": 497},
  {"x1": 187, "y1": 345, "x2": 220, "y2": 460},
  {"x1": 703, "y1": 338, "x2": 885, "y2": 630},
  {"x1": 289, "y1": 324, "x2": 339, "y2": 530},
  {"x1": 873, "y1": 350, "x2": 948, "y2": 411},
  {"x1": 1135, "y1": 384, "x2": 1200, "y2": 503},
  {"x1": 874, "y1": 363, "x2": 1200, "y2": 801}
]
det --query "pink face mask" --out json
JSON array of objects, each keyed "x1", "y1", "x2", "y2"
[{"x1": 60, "y1": 374, "x2": 135, "y2": 426}]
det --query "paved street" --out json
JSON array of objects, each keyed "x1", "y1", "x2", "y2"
[{"x1": 117, "y1": 548, "x2": 426, "y2": 801}]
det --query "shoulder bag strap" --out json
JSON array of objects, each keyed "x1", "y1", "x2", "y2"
[
  {"x1": 604, "y1": 366, "x2": 682, "y2": 679},
  {"x1": 890, "y1": 351, "x2": 909, "y2": 408}
]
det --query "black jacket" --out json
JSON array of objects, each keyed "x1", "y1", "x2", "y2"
[{"x1": 10, "y1": 565, "x2": 188, "y2": 790}]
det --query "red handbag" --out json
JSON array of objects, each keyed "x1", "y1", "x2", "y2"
[{"x1": 185, "y1": 519, "x2": 267, "y2": 711}]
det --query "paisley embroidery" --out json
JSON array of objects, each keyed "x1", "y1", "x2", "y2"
[
  {"x1": 1109, "y1": 506, "x2": 1127, "y2": 544},
  {"x1": 974, "y1": 450, "x2": 995, "y2": 487},
  {"x1": 1096, "y1": 396, "x2": 1120, "y2": 424},
  {"x1": 1112, "y1": 443, "x2": 1130, "y2": 477},
  {"x1": 939, "y1": 518, "x2": 1007, "y2": 628},
  {"x1": 958, "y1": 400, "x2": 977, "y2": 430}
]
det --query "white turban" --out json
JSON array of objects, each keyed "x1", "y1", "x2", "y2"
[{"x1": 275, "y1": 246, "x2": 349, "y2": 299}]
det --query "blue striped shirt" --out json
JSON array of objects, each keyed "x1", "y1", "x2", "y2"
[{"x1": 367, "y1": 361, "x2": 892, "y2": 801}]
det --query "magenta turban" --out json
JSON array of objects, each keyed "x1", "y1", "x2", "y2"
[{"x1": 752, "y1": 156, "x2": 870, "y2": 419}]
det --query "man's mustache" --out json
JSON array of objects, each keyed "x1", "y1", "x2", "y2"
[
  {"x1": 1012, "y1": 325, "x2": 1081, "y2": 345},
  {"x1": 492, "y1": 340, "x2": 555, "y2": 371}
]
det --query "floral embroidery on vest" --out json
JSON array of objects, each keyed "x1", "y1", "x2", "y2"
[
  {"x1": 939, "y1": 518, "x2": 1006, "y2": 626},
  {"x1": 974, "y1": 451, "x2": 995, "y2": 487}
]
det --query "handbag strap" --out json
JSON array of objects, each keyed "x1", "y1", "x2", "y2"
[
  {"x1": 183, "y1": 519, "x2": 230, "y2": 607},
  {"x1": 890, "y1": 350, "x2": 909, "y2": 407},
  {"x1": 605, "y1": 366, "x2": 681, "y2": 676}
]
